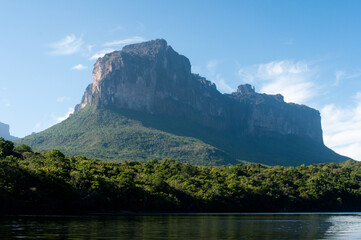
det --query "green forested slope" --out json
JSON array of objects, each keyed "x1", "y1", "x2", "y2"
[
  {"x1": 18, "y1": 105, "x2": 348, "y2": 166},
  {"x1": 0, "y1": 140, "x2": 360, "y2": 214},
  {"x1": 18, "y1": 106, "x2": 237, "y2": 166}
]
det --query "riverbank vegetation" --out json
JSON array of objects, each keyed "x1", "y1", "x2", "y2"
[{"x1": 0, "y1": 137, "x2": 360, "y2": 214}]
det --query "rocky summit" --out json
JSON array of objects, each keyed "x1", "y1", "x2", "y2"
[
  {"x1": 20, "y1": 39, "x2": 349, "y2": 166},
  {"x1": 0, "y1": 122, "x2": 18, "y2": 140},
  {"x1": 76, "y1": 39, "x2": 322, "y2": 143}
]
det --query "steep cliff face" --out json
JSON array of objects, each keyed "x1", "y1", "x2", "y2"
[
  {"x1": 20, "y1": 39, "x2": 348, "y2": 165},
  {"x1": 76, "y1": 39, "x2": 323, "y2": 144},
  {"x1": 76, "y1": 40, "x2": 226, "y2": 129},
  {"x1": 226, "y1": 84, "x2": 323, "y2": 143},
  {"x1": 0, "y1": 122, "x2": 18, "y2": 140}
]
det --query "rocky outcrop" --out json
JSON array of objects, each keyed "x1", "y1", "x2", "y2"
[
  {"x1": 0, "y1": 122, "x2": 18, "y2": 140},
  {"x1": 226, "y1": 84, "x2": 323, "y2": 143},
  {"x1": 76, "y1": 39, "x2": 225, "y2": 127},
  {"x1": 76, "y1": 39, "x2": 323, "y2": 144}
]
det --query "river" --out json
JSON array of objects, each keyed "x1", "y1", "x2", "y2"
[{"x1": 1, "y1": 213, "x2": 361, "y2": 239}]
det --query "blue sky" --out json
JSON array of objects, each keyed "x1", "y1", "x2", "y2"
[{"x1": 1, "y1": 0, "x2": 361, "y2": 159}]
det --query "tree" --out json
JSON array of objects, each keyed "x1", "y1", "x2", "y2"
[
  {"x1": 0, "y1": 137, "x2": 14, "y2": 158},
  {"x1": 13, "y1": 144, "x2": 33, "y2": 155}
]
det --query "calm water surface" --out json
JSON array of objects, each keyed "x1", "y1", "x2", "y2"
[{"x1": 1, "y1": 213, "x2": 361, "y2": 239}]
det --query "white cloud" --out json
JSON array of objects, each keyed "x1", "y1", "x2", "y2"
[
  {"x1": 205, "y1": 60, "x2": 234, "y2": 93},
  {"x1": 334, "y1": 70, "x2": 361, "y2": 86},
  {"x1": 321, "y1": 94, "x2": 361, "y2": 160},
  {"x1": 237, "y1": 68, "x2": 255, "y2": 83},
  {"x1": 104, "y1": 36, "x2": 145, "y2": 47},
  {"x1": 215, "y1": 74, "x2": 234, "y2": 93},
  {"x1": 56, "y1": 96, "x2": 71, "y2": 102},
  {"x1": 72, "y1": 64, "x2": 88, "y2": 70},
  {"x1": 49, "y1": 34, "x2": 83, "y2": 55},
  {"x1": 238, "y1": 60, "x2": 315, "y2": 104},
  {"x1": 89, "y1": 48, "x2": 115, "y2": 60},
  {"x1": 52, "y1": 107, "x2": 74, "y2": 123},
  {"x1": 237, "y1": 60, "x2": 361, "y2": 160}
]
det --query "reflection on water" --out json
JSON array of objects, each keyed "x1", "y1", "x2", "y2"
[
  {"x1": 1, "y1": 213, "x2": 361, "y2": 239},
  {"x1": 324, "y1": 215, "x2": 361, "y2": 239}
]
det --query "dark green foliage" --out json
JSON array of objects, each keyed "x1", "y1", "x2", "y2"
[
  {"x1": 17, "y1": 106, "x2": 348, "y2": 166},
  {"x1": 0, "y1": 137, "x2": 14, "y2": 157},
  {"x1": 0, "y1": 142, "x2": 360, "y2": 214},
  {"x1": 13, "y1": 144, "x2": 32, "y2": 155},
  {"x1": 45, "y1": 149, "x2": 65, "y2": 159}
]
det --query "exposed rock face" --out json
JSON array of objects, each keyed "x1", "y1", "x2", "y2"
[
  {"x1": 76, "y1": 39, "x2": 323, "y2": 144},
  {"x1": 0, "y1": 122, "x2": 18, "y2": 140},
  {"x1": 226, "y1": 85, "x2": 323, "y2": 143}
]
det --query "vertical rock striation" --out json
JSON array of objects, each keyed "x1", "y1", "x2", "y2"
[{"x1": 76, "y1": 39, "x2": 323, "y2": 144}]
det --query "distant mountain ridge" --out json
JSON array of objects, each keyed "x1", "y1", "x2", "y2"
[
  {"x1": 19, "y1": 39, "x2": 349, "y2": 166},
  {"x1": 0, "y1": 122, "x2": 18, "y2": 140}
]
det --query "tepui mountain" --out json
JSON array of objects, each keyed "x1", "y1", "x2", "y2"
[
  {"x1": 18, "y1": 39, "x2": 349, "y2": 166},
  {"x1": 0, "y1": 122, "x2": 18, "y2": 141}
]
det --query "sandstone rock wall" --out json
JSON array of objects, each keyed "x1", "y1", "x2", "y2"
[{"x1": 76, "y1": 39, "x2": 323, "y2": 144}]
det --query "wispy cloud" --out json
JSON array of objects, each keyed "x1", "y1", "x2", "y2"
[
  {"x1": 89, "y1": 48, "x2": 115, "y2": 60},
  {"x1": 51, "y1": 107, "x2": 74, "y2": 123},
  {"x1": 86, "y1": 44, "x2": 95, "y2": 55},
  {"x1": 335, "y1": 70, "x2": 345, "y2": 86},
  {"x1": 49, "y1": 34, "x2": 83, "y2": 55},
  {"x1": 334, "y1": 70, "x2": 361, "y2": 86},
  {"x1": 72, "y1": 64, "x2": 88, "y2": 70},
  {"x1": 321, "y1": 92, "x2": 361, "y2": 160},
  {"x1": 56, "y1": 96, "x2": 71, "y2": 102},
  {"x1": 104, "y1": 36, "x2": 145, "y2": 47},
  {"x1": 216, "y1": 75, "x2": 234, "y2": 93},
  {"x1": 237, "y1": 60, "x2": 316, "y2": 104},
  {"x1": 206, "y1": 60, "x2": 234, "y2": 93}
]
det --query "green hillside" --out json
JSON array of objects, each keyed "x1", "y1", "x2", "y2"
[
  {"x1": 18, "y1": 105, "x2": 348, "y2": 166},
  {"x1": 18, "y1": 106, "x2": 238, "y2": 166}
]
